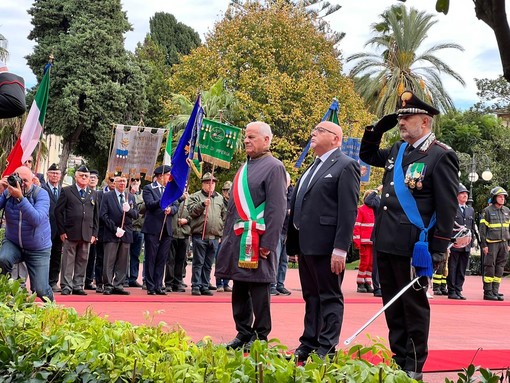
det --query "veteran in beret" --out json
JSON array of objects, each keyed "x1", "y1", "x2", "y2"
[{"x1": 359, "y1": 90, "x2": 459, "y2": 380}]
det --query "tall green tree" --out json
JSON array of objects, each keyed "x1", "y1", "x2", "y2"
[
  {"x1": 438, "y1": 109, "x2": 510, "y2": 211},
  {"x1": 347, "y1": 5, "x2": 465, "y2": 117},
  {"x1": 26, "y1": 0, "x2": 148, "y2": 176},
  {"x1": 169, "y1": 0, "x2": 373, "y2": 173},
  {"x1": 473, "y1": 75, "x2": 510, "y2": 112},
  {"x1": 135, "y1": 36, "x2": 172, "y2": 128},
  {"x1": 149, "y1": 12, "x2": 201, "y2": 67}
]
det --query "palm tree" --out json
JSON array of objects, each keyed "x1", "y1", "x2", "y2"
[{"x1": 347, "y1": 5, "x2": 465, "y2": 117}]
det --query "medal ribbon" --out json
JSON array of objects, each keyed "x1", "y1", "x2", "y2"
[{"x1": 232, "y1": 162, "x2": 266, "y2": 269}]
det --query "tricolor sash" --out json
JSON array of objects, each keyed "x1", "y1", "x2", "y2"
[{"x1": 233, "y1": 162, "x2": 266, "y2": 269}]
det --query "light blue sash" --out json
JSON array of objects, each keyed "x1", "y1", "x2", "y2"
[{"x1": 393, "y1": 142, "x2": 435, "y2": 277}]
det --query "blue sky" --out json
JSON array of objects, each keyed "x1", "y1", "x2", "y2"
[{"x1": 1, "y1": 0, "x2": 504, "y2": 110}]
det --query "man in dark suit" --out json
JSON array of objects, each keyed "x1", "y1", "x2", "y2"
[
  {"x1": 41, "y1": 163, "x2": 63, "y2": 292},
  {"x1": 360, "y1": 91, "x2": 459, "y2": 380},
  {"x1": 447, "y1": 184, "x2": 476, "y2": 300},
  {"x1": 100, "y1": 175, "x2": 138, "y2": 295},
  {"x1": 287, "y1": 120, "x2": 360, "y2": 361},
  {"x1": 55, "y1": 165, "x2": 99, "y2": 295},
  {"x1": 142, "y1": 165, "x2": 178, "y2": 295}
]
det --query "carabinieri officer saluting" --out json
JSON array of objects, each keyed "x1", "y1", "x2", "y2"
[{"x1": 359, "y1": 90, "x2": 459, "y2": 380}]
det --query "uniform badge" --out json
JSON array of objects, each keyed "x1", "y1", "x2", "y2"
[
  {"x1": 386, "y1": 157, "x2": 395, "y2": 171},
  {"x1": 405, "y1": 163, "x2": 426, "y2": 190}
]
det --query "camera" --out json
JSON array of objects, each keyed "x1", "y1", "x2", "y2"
[{"x1": 7, "y1": 173, "x2": 22, "y2": 188}]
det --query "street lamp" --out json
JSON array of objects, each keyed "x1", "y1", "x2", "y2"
[{"x1": 459, "y1": 153, "x2": 493, "y2": 206}]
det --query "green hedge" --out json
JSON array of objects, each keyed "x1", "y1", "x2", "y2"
[{"x1": 0, "y1": 275, "x2": 503, "y2": 382}]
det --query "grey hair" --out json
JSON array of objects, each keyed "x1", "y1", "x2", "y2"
[{"x1": 247, "y1": 121, "x2": 273, "y2": 145}]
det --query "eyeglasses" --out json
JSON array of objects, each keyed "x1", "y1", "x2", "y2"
[
  {"x1": 25, "y1": 160, "x2": 33, "y2": 164},
  {"x1": 77, "y1": 173, "x2": 90, "y2": 178},
  {"x1": 312, "y1": 126, "x2": 337, "y2": 136},
  {"x1": 109, "y1": 178, "x2": 115, "y2": 182},
  {"x1": 131, "y1": 178, "x2": 140, "y2": 182}
]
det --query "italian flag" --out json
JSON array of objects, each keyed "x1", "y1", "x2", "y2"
[
  {"x1": 163, "y1": 123, "x2": 172, "y2": 166},
  {"x1": 3, "y1": 65, "x2": 51, "y2": 176}
]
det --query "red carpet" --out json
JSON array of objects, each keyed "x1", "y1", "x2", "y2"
[{"x1": 426, "y1": 349, "x2": 510, "y2": 372}]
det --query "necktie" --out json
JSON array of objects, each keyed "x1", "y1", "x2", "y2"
[
  {"x1": 293, "y1": 158, "x2": 321, "y2": 229},
  {"x1": 461, "y1": 206, "x2": 465, "y2": 217},
  {"x1": 53, "y1": 187, "x2": 58, "y2": 198},
  {"x1": 404, "y1": 144, "x2": 415, "y2": 156},
  {"x1": 119, "y1": 193, "x2": 124, "y2": 205},
  {"x1": 79, "y1": 189, "x2": 85, "y2": 198}
]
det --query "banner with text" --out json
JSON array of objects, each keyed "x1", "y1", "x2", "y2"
[
  {"x1": 107, "y1": 125, "x2": 166, "y2": 180},
  {"x1": 198, "y1": 118, "x2": 241, "y2": 169}
]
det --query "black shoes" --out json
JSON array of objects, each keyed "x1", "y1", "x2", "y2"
[
  {"x1": 72, "y1": 289, "x2": 87, "y2": 296},
  {"x1": 405, "y1": 371, "x2": 423, "y2": 380},
  {"x1": 147, "y1": 290, "x2": 156, "y2": 295},
  {"x1": 277, "y1": 287, "x2": 291, "y2": 296},
  {"x1": 293, "y1": 347, "x2": 311, "y2": 362},
  {"x1": 484, "y1": 291, "x2": 499, "y2": 301},
  {"x1": 200, "y1": 289, "x2": 213, "y2": 296},
  {"x1": 155, "y1": 289, "x2": 167, "y2": 295},
  {"x1": 373, "y1": 288, "x2": 382, "y2": 297},
  {"x1": 172, "y1": 285, "x2": 186, "y2": 292},
  {"x1": 84, "y1": 283, "x2": 96, "y2": 290},
  {"x1": 225, "y1": 338, "x2": 253, "y2": 351},
  {"x1": 112, "y1": 288, "x2": 130, "y2": 295}
]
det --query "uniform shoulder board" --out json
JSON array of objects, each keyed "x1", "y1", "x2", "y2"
[{"x1": 434, "y1": 140, "x2": 452, "y2": 151}]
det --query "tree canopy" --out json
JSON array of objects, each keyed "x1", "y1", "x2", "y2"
[
  {"x1": 168, "y1": 0, "x2": 373, "y2": 173},
  {"x1": 473, "y1": 75, "x2": 510, "y2": 112},
  {"x1": 26, "y1": 0, "x2": 148, "y2": 175},
  {"x1": 149, "y1": 12, "x2": 201, "y2": 67},
  {"x1": 347, "y1": 4, "x2": 465, "y2": 117}
]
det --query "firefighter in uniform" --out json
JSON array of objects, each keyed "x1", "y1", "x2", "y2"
[
  {"x1": 479, "y1": 186, "x2": 510, "y2": 301},
  {"x1": 360, "y1": 90, "x2": 459, "y2": 380}
]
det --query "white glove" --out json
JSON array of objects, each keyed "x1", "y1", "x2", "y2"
[
  {"x1": 122, "y1": 202, "x2": 130, "y2": 212},
  {"x1": 115, "y1": 227, "x2": 125, "y2": 238}
]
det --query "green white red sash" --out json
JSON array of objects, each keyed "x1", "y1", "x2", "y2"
[{"x1": 233, "y1": 162, "x2": 266, "y2": 269}]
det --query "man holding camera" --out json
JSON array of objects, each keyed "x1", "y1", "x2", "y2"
[{"x1": 0, "y1": 166, "x2": 54, "y2": 301}]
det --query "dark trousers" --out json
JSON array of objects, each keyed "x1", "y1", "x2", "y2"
[
  {"x1": 129, "y1": 230, "x2": 143, "y2": 284},
  {"x1": 48, "y1": 235, "x2": 62, "y2": 287},
  {"x1": 232, "y1": 280, "x2": 271, "y2": 342},
  {"x1": 165, "y1": 237, "x2": 189, "y2": 288},
  {"x1": 447, "y1": 250, "x2": 469, "y2": 294},
  {"x1": 214, "y1": 241, "x2": 230, "y2": 288},
  {"x1": 103, "y1": 242, "x2": 130, "y2": 289},
  {"x1": 144, "y1": 232, "x2": 171, "y2": 292},
  {"x1": 94, "y1": 242, "x2": 104, "y2": 288},
  {"x1": 85, "y1": 243, "x2": 96, "y2": 286},
  {"x1": 378, "y1": 252, "x2": 430, "y2": 373},
  {"x1": 191, "y1": 236, "x2": 218, "y2": 290},
  {"x1": 298, "y1": 253, "x2": 344, "y2": 355}
]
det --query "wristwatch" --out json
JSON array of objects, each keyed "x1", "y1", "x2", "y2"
[{"x1": 16, "y1": 196, "x2": 23, "y2": 203}]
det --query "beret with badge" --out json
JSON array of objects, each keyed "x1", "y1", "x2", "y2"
[
  {"x1": 76, "y1": 165, "x2": 89, "y2": 173},
  {"x1": 48, "y1": 163, "x2": 60, "y2": 171},
  {"x1": 154, "y1": 165, "x2": 171, "y2": 175}
]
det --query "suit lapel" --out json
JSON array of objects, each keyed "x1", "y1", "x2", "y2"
[
  {"x1": 306, "y1": 149, "x2": 341, "y2": 191},
  {"x1": 71, "y1": 186, "x2": 83, "y2": 202}
]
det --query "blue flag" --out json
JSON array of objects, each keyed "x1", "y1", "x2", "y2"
[
  {"x1": 295, "y1": 98, "x2": 339, "y2": 168},
  {"x1": 161, "y1": 95, "x2": 203, "y2": 208}
]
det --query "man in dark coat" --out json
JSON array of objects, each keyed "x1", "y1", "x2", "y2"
[
  {"x1": 359, "y1": 91, "x2": 459, "y2": 380},
  {"x1": 447, "y1": 183, "x2": 476, "y2": 300},
  {"x1": 100, "y1": 175, "x2": 138, "y2": 295},
  {"x1": 0, "y1": 60, "x2": 26, "y2": 119},
  {"x1": 41, "y1": 163, "x2": 63, "y2": 292},
  {"x1": 55, "y1": 165, "x2": 99, "y2": 295},
  {"x1": 216, "y1": 121, "x2": 287, "y2": 350},
  {"x1": 287, "y1": 120, "x2": 360, "y2": 361},
  {"x1": 141, "y1": 165, "x2": 179, "y2": 295}
]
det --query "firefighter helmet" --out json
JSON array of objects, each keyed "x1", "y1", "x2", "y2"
[
  {"x1": 457, "y1": 184, "x2": 469, "y2": 194},
  {"x1": 490, "y1": 186, "x2": 508, "y2": 203}
]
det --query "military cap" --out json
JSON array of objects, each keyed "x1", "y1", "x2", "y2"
[
  {"x1": 397, "y1": 90, "x2": 440, "y2": 117},
  {"x1": 48, "y1": 163, "x2": 60, "y2": 171},
  {"x1": 154, "y1": 165, "x2": 171, "y2": 175},
  {"x1": 76, "y1": 165, "x2": 90, "y2": 173},
  {"x1": 201, "y1": 172, "x2": 218, "y2": 182},
  {"x1": 222, "y1": 180, "x2": 232, "y2": 190},
  {"x1": 89, "y1": 169, "x2": 99, "y2": 176}
]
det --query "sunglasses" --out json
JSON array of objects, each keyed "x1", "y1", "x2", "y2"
[
  {"x1": 25, "y1": 160, "x2": 33, "y2": 164},
  {"x1": 109, "y1": 178, "x2": 115, "y2": 182},
  {"x1": 131, "y1": 178, "x2": 140, "y2": 182}
]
